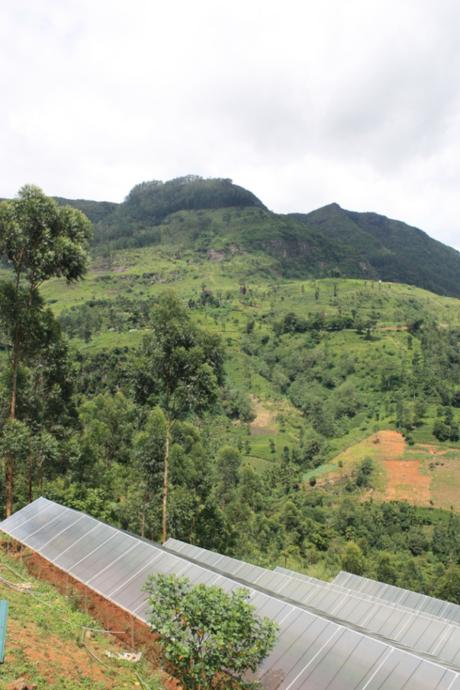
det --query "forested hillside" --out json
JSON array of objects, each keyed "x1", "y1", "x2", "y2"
[
  {"x1": 56, "y1": 175, "x2": 460, "y2": 297},
  {"x1": 3, "y1": 183, "x2": 460, "y2": 608}
]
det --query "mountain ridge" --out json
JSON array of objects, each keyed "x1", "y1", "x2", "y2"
[{"x1": 54, "y1": 176, "x2": 460, "y2": 297}]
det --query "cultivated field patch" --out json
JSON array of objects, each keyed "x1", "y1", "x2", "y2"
[{"x1": 320, "y1": 429, "x2": 460, "y2": 509}]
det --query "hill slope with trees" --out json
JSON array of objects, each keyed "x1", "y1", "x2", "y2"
[
  {"x1": 55, "y1": 175, "x2": 460, "y2": 297},
  {"x1": 4, "y1": 183, "x2": 460, "y2": 610}
]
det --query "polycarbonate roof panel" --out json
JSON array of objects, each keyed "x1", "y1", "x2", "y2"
[
  {"x1": 25, "y1": 509, "x2": 85, "y2": 551},
  {"x1": 0, "y1": 496, "x2": 51, "y2": 533},
  {"x1": 2, "y1": 499, "x2": 460, "y2": 690},
  {"x1": 88, "y1": 541, "x2": 158, "y2": 594},
  {"x1": 335, "y1": 570, "x2": 460, "y2": 626},
  {"x1": 40, "y1": 514, "x2": 100, "y2": 562},
  {"x1": 8, "y1": 501, "x2": 67, "y2": 541},
  {"x1": 279, "y1": 565, "x2": 460, "y2": 629},
  {"x1": 54, "y1": 522, "x2": 114, "y2": 571},
  {"x1": 165, "y1": 538, "x2": 460, "y2": 672},
  {"x1": 275, "y1": 565, "x2": 326, "y2": 586}
]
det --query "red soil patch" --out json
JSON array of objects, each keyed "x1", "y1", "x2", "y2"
[
  {"x1": 6, "y1": 619, "x2": 110, "y2": 687},
  {"x1": 375, "y1": 431, "x2": 431, "y2": 504},
  {"x1": 372, "y1": 430, "x2": 406, "y2": 458},
  {"x1": 322, "y1": 430, "x2": 433, "y2": 505},
  {"x1": 5, "y1": 542, "x2": 181, "y2": 689},
  {"x1": 383, "y1": 460, "x2": 431, "y2": 504}
]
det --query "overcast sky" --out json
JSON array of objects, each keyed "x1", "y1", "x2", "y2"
[{"x1": 2, "y1": 0, "x2": 460, "y2": 247}]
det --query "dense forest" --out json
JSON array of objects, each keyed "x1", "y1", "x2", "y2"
[{"x1": 2, "y1": 182, "x2": 460, "y2": 607}]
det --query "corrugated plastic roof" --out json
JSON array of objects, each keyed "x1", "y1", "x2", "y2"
[
  {"x1": 334, "y1": 570, "x2": 460, "y2": 624},
  {"x1": 2, "y1": 498, "x2": 460, "y2": 690},
  {"x1": 165, "y1": 538, "x2": 460, "y2": 671}
]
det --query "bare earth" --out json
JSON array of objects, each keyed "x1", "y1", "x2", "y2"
[
  {"x1": 368, "y1": 430, "x2": 431, "y2": 504},
  {"x1": 250, "y1": 398, "x2": 277, "y2": 436},
  {"x1": 324, "y1": 429, "x2": 460, "y2": 509}
]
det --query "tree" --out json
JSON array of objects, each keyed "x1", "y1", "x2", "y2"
[
  {"x1": 145, "y1": 574, "x2": 278, "y2": 690},
  {"x1": 355, "y1": 457, "x2": 374, "y2": 488},
  {"x1": 341, "y1": 541, "x2": 366, "y2": 575},
  {"x1": 0, "y1": 185, "x2": 92, "y2": 515},
  {"x1": 435, "y1": 564, "x2": 460, "y2": 604},
  {"x1": 216, "y1": 446, "x2": 241, "y2": 501},
  {"x1": 134, "y1": 291, "x2": 224, "y2": 542}
]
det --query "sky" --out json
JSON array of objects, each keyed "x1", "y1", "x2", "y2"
[{"x1": 2, "y1": 0, "x2": 460, "y2": 248}]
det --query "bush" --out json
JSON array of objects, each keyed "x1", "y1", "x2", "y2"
[
  {"x1": 355, "y1": 457, "x2": 374, "y2": 488},
  {"x1": 145, "y1": 574, "x2": 278, "y2": 689}
]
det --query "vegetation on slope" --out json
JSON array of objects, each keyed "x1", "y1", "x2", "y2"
[
  {"x1": 55, "y1": 175, "x2": 460, "y2": 297},
  {"x1": 292, "y1": 203, "x2": 460, "y2": 296},
  {"x1": 3, "y1": 185, "x2": 460, "y2": 614},
  {"x1": 0, "y1": 543, "x2": 166, "y2": 689}
]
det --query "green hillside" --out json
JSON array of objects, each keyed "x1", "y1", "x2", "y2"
[
  {"x1": 291, "y1": 204, "x2": 460, "y2": 296},
  {"x1": 3, "y1": 182, "x2": 460, "y2": 607},
  {"x1": 55, "y1": 175, "x2": 460, "y2": 297}
]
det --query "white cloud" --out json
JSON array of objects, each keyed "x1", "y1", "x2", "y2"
[{"x1": 2, "y1": 0, "x2": 460, "y2": 247}]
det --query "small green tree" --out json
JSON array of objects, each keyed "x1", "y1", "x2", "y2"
[
  {"x1": 355, "y1": 457, "x2": 374, "y2": 488},
  {"x1": 145, "y1": 574, "x2": 278, "y2": 690},
  {"x1": 435, "y1": 564, "x2": 460, "y2": 604},
  {"x1": 216, "y1": 446, "x2": 241, "y2": 504},
  {"x1": 341, "y1": 541, "x2": 366, "y2": 575}
]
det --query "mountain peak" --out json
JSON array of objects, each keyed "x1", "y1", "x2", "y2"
[{"x1": 123, "y1": 176, "x2": 266, "y2": 222}]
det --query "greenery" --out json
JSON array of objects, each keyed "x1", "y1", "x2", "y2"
[
  {"x1": 145, "y1": 573, "x2": 278, "y2": 690},
  {"x1": 3, "y1": 178, "x2": 460, "y2": 646},
  {"x1": 0, "y1": 185, "x2": 91, "y2": 515},
  {"x1": 55, "y1": 176, "x2": 460, "y2": 297},
  {"x1": 132, "y1": 290, "x2": 224, "y2": 542}
]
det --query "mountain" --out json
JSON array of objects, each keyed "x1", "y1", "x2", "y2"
[
  {"x1": 291, "y1": 204, "x2": 460, "y2": 297},
  {"x1": 55, "y1": 176, "x2": 460, "y2": 297}
]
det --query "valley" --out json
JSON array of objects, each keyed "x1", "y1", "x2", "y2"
[{"x1": 3, "y1": 178, "x2": 460, "y2": 605}]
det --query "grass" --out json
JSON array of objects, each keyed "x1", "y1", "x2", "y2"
[
  {"x1": 9, "y1": 239, "x2": 460, "y2": 488},
  {"x1": 0, "y1": 542, "x2": 166, "y2": 690},
  {"x1": 310, "y1": 428, "x2": 460, "y2": 512}
]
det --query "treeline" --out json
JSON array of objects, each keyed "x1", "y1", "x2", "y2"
[
  {"x1": 81, "y1": 176, "x2": 265, "y2": 247},
  {"x1": 274, "y1": 309, "x2": 379, "y2": 336}
]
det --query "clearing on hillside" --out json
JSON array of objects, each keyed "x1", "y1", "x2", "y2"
[
  {"x1": 250, "y1": 398, "x2": 277, "y2": 436},
  {"x1": 317, "y1": 429, "x2": 460, "y2": 510}
]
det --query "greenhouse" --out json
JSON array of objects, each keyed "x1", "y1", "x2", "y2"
[{"x1": 1, "y1": 497, "x2": 460, "y2": 690}]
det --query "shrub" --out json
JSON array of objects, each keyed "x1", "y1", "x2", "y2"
[{"x1": 145, "y1": 574, "x2": 278, "y2": 689}]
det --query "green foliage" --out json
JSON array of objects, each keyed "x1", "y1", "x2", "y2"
[
  {"x1": 355, "y1": 457, "x2": 375, "y2": 488},
  {"x1": 0, "y1": 418, "x2": 31, "y2": 463},
  {"x1": 0, "y1": 184, "x2": 92, "y2": 285},
  {"x1": 134, "y1": 291, "x2": 224, "y2": 416},
  {"x1": 134, "y1": 406, "x2": 167, "y2": 490},
  {"x1": 216, "y1": 446, "x2": 241, "y2": 502},
  {"x1": 145, "y1": 574, "x2": 278, "y2": 690},
  {"x1": 123, "y1": 177, "x2": 265, "y2": 224},
  {"x1": 58, "y1": 177, "x2": 460, "y2": 297},
  {"x1": 0, "y1": 184, "x2": 92, "y2": 514},
  {"x1": 5, "y1": 181, "x2": 460, "y2": 608},
  {"x1": 341, "y1": 541, "x2": 366, "y2": 575},
  {"x1": 435, "y1": 565, "x2": 460, "y2": 604}
]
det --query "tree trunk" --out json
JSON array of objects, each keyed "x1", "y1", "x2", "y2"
[
  {"x1": 5, "y1": 340, "x2": 20, "y2": 517},
  {"x1": 162, "y1": 420, "x2": 171, "y2": 544},
  {"x1": 27, "y1": 457, "x2": 33, "y2": 504},
  {"x1": 5, "y1": 456, "x2": 14, "y2": 518}
]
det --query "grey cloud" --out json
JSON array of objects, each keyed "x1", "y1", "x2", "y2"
[{"x1": 1, "y1": 0, "x2": 460, "y2": 248}]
